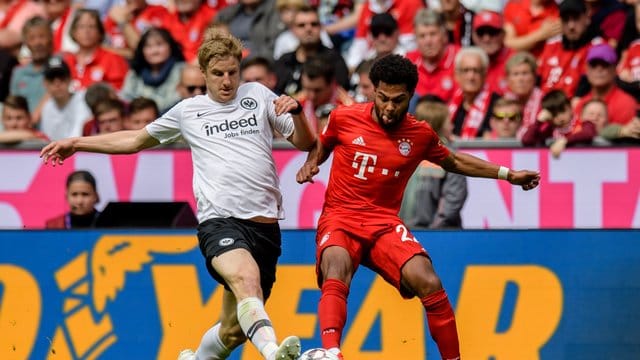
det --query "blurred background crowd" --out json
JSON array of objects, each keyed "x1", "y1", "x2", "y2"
[{"x1": 2, "y1": 0, "x2": 640, "y2": 148}]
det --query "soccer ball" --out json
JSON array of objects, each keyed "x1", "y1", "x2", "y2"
[{"x1": 299, "y1": 348, "x2": 340, "y2": 360}]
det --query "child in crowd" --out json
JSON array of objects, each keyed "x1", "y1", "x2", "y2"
[
  {"x1": 0, "y1": 95, "x2": 48, "y2": 144},
  {"x1": 521, "y1": 90, "x2": 596, "y2": 158}
]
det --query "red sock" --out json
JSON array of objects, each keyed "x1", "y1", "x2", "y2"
[
  {"x1": 421, "y1": 289, "x2": 460, "y2": 360},
  {"x1": 319, "y1": 279, "x2": 349, "y2": 349}
]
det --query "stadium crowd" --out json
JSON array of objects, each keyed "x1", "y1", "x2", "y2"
[{"x1": 2, "y1": 0, "x2": 640, "y2": 149}]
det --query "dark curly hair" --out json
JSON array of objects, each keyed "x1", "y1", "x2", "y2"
[
  {"x1": 369, "y1": 54, "x2": 418, "y2": 94},
  {"x1": 132, "y1": 27, "x2": 184, "y2": 75}
]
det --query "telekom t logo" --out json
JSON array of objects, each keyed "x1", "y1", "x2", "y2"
[{"x1": 352, "y1": 151, "x2": 377, "y2": 180}]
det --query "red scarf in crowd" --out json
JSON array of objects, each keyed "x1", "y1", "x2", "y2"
[
  {"x1": 0, "y1": 0, "x2": 27, "y2": 28},
  {"x1": 504, "y1": 86, "x2": 543, "y2": 139},
  {"x1": 448, "y1": 85, "x2": 492, "y2": 139}
]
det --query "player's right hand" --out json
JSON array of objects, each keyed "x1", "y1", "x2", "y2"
[
  {"x1": 296, "y1": 161, "x2": 319, "y2": 184},
  {"x1": 40, "y1": 139, "x2": 76, "y2": 166}
]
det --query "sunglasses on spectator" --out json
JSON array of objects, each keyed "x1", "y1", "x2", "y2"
[
  {"x1": 475, "y1": 27, "x2": 502, "y2": 37},
  {"x1": 295, "y1": 21, "x2": 320, "y2": 28},
  {"x1": 492, "y1": 111, "x2": 520, "y2": 122},
  {"x1": 588, "y1": 59, "x2": 613, "y2": 68},
  {"x1": 186, "y1": 85, "x2": 207, "y2": 93}
]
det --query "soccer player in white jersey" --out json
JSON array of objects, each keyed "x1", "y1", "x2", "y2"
[{"x1": 40, "y1": 30, "x2": 316, "y2": 360}]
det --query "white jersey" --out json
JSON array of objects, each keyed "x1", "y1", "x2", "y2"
[{"x1": 146, "y1": 82, "x2": 295, "y2": 223}]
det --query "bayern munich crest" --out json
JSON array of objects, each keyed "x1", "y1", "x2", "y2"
[{"x1": 397, "y1": 138, "x2": 413, "y2": 156}]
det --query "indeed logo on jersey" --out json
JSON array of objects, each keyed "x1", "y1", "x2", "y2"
[{"x1": 201, "y1": 114, "x2": 260, "y2": 138}]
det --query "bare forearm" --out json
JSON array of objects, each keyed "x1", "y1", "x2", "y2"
[
  {"x1": 288, "y1": 113, "x2": 316, "y2": 151},
  {"x1": 72, "y1": 129, "x2": 158, "y2": 154},
  {"x1": 441, "y1": 152, "x2": 503, "y2": 180}
]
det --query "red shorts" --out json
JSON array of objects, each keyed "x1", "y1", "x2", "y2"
[{"x1": 316, "y1": 214, "x2": 429, "y2": 297}]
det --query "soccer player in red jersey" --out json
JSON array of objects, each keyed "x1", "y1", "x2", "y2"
[{"x1": 296, "y1": 55, "x2": 541, "y2": 360}]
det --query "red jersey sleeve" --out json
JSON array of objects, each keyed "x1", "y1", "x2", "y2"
[
  {"x1": 422, "y1": 123, "x2": 451, "y2": 164},
  {"x1": 319, "y1": 109, "x2": 340, "y2": 149}
]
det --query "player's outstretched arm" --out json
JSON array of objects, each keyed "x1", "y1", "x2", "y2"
[
  {"x1": 40, "y1": 128, "x2": 160, "y2": 166},
  {"x1": 439, "y1": 151, "x2": 540, "y2": 191},
  {"x1": 273, "y1": 95, "x2": 316, "y2": 151}
]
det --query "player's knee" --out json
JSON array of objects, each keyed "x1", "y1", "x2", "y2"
[
  {"x1": 219, "y1": 323, "x2": 247, "y2": 349},
  {"x1": 227, "y1": 272, "x2": 262, "y2": 297},
  {"x1": 320, "y1": 246, "x2": 352, "y2": 282}
]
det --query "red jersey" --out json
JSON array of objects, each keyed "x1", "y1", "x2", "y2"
[
  {"x1": 538, "y1": 36, "x2": 603, "y2": 96},
  {"x1": 166, "y1": 4, "x2": 217, "y2": 63},
  {"x1": 486, "y1": 47, "x2": 514, "y2": 94},
  {"x1": 619, "y1": 40, "x2": 640, "y2": 82},
  {"x1": 574, "y1": 86, "x2": 637, "y2": 125},
  {"x1": 406, "y1": 44, "x2": 459, "y2": 100},
  {"x1": 503, "y1": 0, "x2": 559, "y2": 56},
  {"x1": 319, "y1": 103, "x2": 451, "y2": 217},
  {"x1": 104, "y1": 5, "x2": 171, "y2": 50},
  {"x1": 64, "y1": 47, "x2": 129, "y2": 90}
]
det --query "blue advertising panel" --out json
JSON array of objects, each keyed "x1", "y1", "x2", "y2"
[{"x1": 0, "y1": 230, "x2": 639, "y2": 359}]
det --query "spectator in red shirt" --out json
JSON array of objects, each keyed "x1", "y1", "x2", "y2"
[
  {"x1": 585, "y1": 0, "x2": 627, "y2": 48},
  {"x1": 104, "y1": 0, "x2": 172, "y2": 59},
  {"x1": 0, "y1": 0, "x2": 45, "y2": 52},
  {"x1": 538, "y1": 0, "x2": 601, "y2": 97},
  {"x1": 522, "y1": 89, "x2": 596, "y2": 158},
  {"x1": 406, "y1": 9, "x2": 459, "y2": 102},
  {"x1": 167, "y1": 0, "x2": 216, "y2": 63},
  {"x1": 449, "y1": 46, "x2": 500, "y2": 139},
  {"x1": 503, "y1": 51, "x2": 543, "y2": 138},
  {"x1": 575, "y1": 43, "x2": 637, "y2": 126},
  {"x1": 64, "y1": 9, "x2": 130, "y2": 91},
  {"x1": 45, "y1": 170, "x2": 100, "y2": 229},
  {"x1": 503, "y1": 0, "x2": 561, "y2": 56},
  {"x1": 440, "y1": 0, "x2": 474, "y2": 47},
  {"x1": 616, "y1": 1, "x2": 640, "y2": 101},
  {"x1": 471, "y1": 11, "x2": 512, "y2": 94}
]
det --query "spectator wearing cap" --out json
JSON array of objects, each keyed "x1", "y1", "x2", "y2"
[
  {"x1": 10, "y1": 17, "x2": 53, "y2": 118},
  {"x1": 440, "y1": 0, "x2": 474, "y2": 47},
  {"x1": 503, "y1": 0, "x2": 560, "y2": 56},
  {"x1": 274, "y1": 5, "x2": 349, "y2": 96},
  {"x1": 406, "y1": 9, "x2": 459, "y2": 103},
  {"x1": 347, "y1": 0, "x2": 423, "y2": 70},
  {"x1": 166, "y1": 0, "x2": 217, "y2": 63},
  {"x1": 574, "y1": 43, "x2": 637, "y2": 126},
  {"x1": 40, "y1": 57, "x2": 92, "y2": 141},
  {"x1": 63, "y1": 9, "x2": 130, "y2": 91},
  {"x1": 368, "y1": 13, "x2": 405, "y2": 59},
  {"x1": 538, "y1": 0, "x2": 601, "y2": 97},
  {"x1": 0, "y1": 0, "x2": 45, "y2": 52},
  {"x1": 103, "y1": 0, "x2": 172, "y2": 59},
  {"x1": 471, "y1": 10, "x2": 512, "y2": 94}
]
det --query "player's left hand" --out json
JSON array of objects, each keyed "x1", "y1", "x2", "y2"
[
  {"x1": 296, "y1": 161, "x2": 319, "y2": 184},
  {"x1": 508, "y1": 170, "x2": 541, "y2": 191},
  {"x1": 273, "y1": 95, "x2": 302, "y2": 116}
]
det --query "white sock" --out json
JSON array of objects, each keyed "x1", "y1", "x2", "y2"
[
  {"x1": 195, "y1": 323, "x2": 231, "y2": 360},
  {"x1": 237, "y1": 297, "x2": 279, "y2": 359}
]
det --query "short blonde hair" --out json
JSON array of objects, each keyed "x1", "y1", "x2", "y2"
[
  {"x1": 276, "y1": 0, "x2": 306, "y2": 11},
  {"x1": 415, "y1": 101, "x2": 449, "y2": 135},
  {"x1": 198, "y1": 29, "x2": 243, "y2": 71}
]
